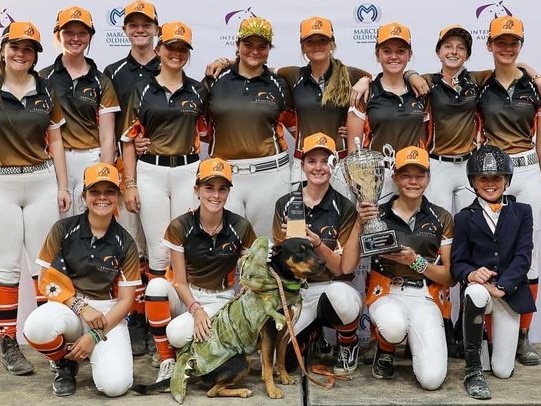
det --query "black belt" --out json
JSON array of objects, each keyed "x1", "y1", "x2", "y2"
[
  {"x1": 294, "y1": 149, "x2": 348, "y2": 160},
  {"x1": 139, "y1": 153, "x2": 199, "y2": 167},
  {"x1": 373, "y1": 268, "x2": 427, "y2": 289},
  {"x1": 390, "y1": 276, "x2": 424, "y2": 288},
  {"x1": 231, "y1": 154, "x2": 289, "y2": 174},
  {"x1": 511, "y1": 152, "x2": 538, "y2": 167},
  {"x1": 429, "y1": 153, "x2": 472, "y2": 163}
]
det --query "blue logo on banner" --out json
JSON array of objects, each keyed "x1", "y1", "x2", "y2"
[
  {"x1": 108, "y1": 7, "x2": 125, "y2": 27},
  {"x1": 354, "y1": 4, "x2": 381, "y2": 24}
]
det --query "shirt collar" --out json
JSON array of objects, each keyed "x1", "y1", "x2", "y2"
[
  {"x1": 79, "y1": 211, "x2": 120, "y2": 245},
  {"x1": 126, "y1": 52, "x2": 160, "y2": 72},
  {"x1": 230, "y1": 62, "x2": 272, "y2": 84}
]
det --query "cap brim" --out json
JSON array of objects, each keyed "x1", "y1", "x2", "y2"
[
  {"x1": 160, "y1": 39, "x2": 193, "y2": 49},
  {"x1": 85, "y1": 179, "x2": 121, "y2": 189},
  {"x1": 395, "y1": 163, "x2": 429, "y2": 172},
  {"x1": 491, "y1": 33, "x2": 523, "y2": 41},
  {"x1": 197, "y1": 175, "x2": 232, "y2": 186},
  {"x1": 9, "y1": 38, "x2": 43, "y2": 52}
]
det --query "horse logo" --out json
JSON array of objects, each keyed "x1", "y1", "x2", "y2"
[
  {"x1": 224, "y1": 6, "x2": 256, "y2": 25},
  {"x1": 0, "y1": 8, "x2": 15, "y2": 28},
  {"x1": 475, "y1": 1, "x2": 512, "y2": 19}
]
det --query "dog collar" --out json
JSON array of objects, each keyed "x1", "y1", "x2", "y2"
[{"x1": 281, "y1": 279, "x2": 303, "y2": 291}]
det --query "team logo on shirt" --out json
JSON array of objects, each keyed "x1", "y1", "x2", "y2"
[
  {"x1": 29, "y1": 99, "x2": 51, "y2": 114},
  {"x1": 100, "y1": 255, "x2": 120, "y2": 274},
  {"x1": 79, "y1": 87, "x2": 98, "y2": 104},
  {"x1": 180, "y1": 100, "x2": 198, "y2": 112},
  {"x1": 254, "y1": 91, "x2": 276, "y2": 105},
  {"x1": 420, "y1": 222, "x2": 438, "y2": 234},
  {"x1": 219, "y1": 242, "x2": 238, "y2": 255}
]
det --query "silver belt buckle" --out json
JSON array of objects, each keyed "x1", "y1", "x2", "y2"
[{"x1": 391, "y1": 277, "x2": 404, "y2": 287}]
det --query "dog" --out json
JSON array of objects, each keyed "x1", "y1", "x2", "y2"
[{"x1": 131, "y1": 236, "x2": 325, "y2": 403}]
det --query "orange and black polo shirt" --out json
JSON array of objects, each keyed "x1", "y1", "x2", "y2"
[
  {"x1": 272, "y1": 183, "x2": 356, "y2": 283},
  {"x1": 0, "y1": 72, "x2": 64, "y2": 166},
  {"x1": 204, "y1": 64, "x2": 295, "y2": 160},
  {"x1": 104, "y1": 52, "x2": 160, "y2": 141},
  {"x1": 355, "y1": 73, "x2": 428, "y2": 153},
  {"x1": 423, "y1": 70, "x2": 491, "y2": 156},
  {"x1": 37, "y1": 211, "x2": 141, "y2": 300},
  {"x1": 477, "y1": 69, "x2": 541, "y2": 154},
  {"x1": 40, "y1": 55, "x2": 120, "y2": 150},
  {"x1": 373, "y1": 195, "x2": 453, "y2": 281},
  {"x1": 163, "y1": 208, "x2": 256, "y2": 291},
  {"x1": 278, "y1": 64, "x2": 370, "y2": 152},
  {"x1": 120, "y1": 72, "x2": 207, "y2": 156}
]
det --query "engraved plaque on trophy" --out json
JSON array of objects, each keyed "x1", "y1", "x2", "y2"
[
  {"x1": 286, "y1": 190, "x2": 306, "y2": 237},
  {"x1": 341, "y1": 138, "x2": 400, "y2": 257}
]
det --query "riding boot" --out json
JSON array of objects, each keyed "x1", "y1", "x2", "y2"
[
  {"x1": 516, "y1": 329, "x2": 540, "y2": 366},
  {"x1": 462, "y1": 295, "x2": 491, "y2": 400}
]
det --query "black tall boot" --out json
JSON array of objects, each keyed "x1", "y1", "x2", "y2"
[{"x1": 462, "y1": 295, "x2": 491, "y2": 400}]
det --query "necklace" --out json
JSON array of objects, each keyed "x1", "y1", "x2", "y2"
[
  {"x1": 200, "y1": 216, "x2": 223, "y2": 236},
  {"x1": 156, "y1": 75, "x2": 183, "y2": 90}
]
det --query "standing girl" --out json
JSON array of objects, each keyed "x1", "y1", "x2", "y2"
[
  {"x1": 121, "y1": 21, "x2": 207, "y2": 281},
  {"x1": 0, "y1": 22, "x2": 70, "y2": 376},
  {"x1": 41, "y1": 6, "x2": 119, "y2": 215}
]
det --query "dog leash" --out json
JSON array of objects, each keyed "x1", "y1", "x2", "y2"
[{"x1": 267, "y1": 268, "x2": 352, "y2": 389}]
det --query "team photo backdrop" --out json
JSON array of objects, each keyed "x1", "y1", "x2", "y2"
[{"x1": 2, "y1": 0, "x2": 540, "y2": 341}]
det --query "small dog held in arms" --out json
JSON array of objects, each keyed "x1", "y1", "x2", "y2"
[{"x1": 131, "y1": 236, "x2": 325, "y2": 403}]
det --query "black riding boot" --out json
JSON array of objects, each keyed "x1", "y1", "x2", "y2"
[
  {"x1": 462, "y1": 294, "x2": 491, "y2": 400},
  {"x1": 463, "y1": 295, "x2": 490, "y2": 399}
]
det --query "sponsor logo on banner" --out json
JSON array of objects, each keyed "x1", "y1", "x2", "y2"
[
  {"x1": 351, "y1": 3, "x2": 382, "y2": 45},
  {"x1": 104, "y1": 7, "x2": 130, "y2": 48},
  {"x1": 220, "y1": 6, "x2": 257, "y2": 45},
  {"x1": 0, "y1": 8, "x2": 15, "y2": 28},
  {"x1": 470, "y1": 1, "x2": 513, "y2": 42}
]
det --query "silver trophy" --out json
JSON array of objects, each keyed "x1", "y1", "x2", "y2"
[{"x1": 341, "y1": 138, "x2": 399, "y2": 257}]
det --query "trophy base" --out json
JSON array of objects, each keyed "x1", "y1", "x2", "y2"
[{"x1": 360, "y1": 229, "x2": 401, "y2": 257}]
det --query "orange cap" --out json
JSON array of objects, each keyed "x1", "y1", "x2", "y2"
[
  {"x1": 83, "y1": 163, "x2": 120, "y2": 189},
  {"x1": 196, "y1": 158, "x2": 233, "y2": 186},
  {"x1": 489, "y1": 16, "x2": 524, "y2": 41},
  {"x1": 124, "y1": 1, "x2": 158, "y2": 24},
  {"x1": 237, "y1": 17, "x2": 273, "y2": 44},
  {"x1": 158, "y1": 21, "x2": 193, "y2": 49},
  {"x1": 302, "y1": 132, "x2": 336, "y2": 156},
  {"x1": 394, "y1": 146, "x2": 429, "y2": 172},
  {"x1": 1, "y1": 22, "x2": 43, "y2": 52},
  {"x1": 300, "y1": 16, "x2": 334, "y2": 41},
  {"x1": 54, "y1": 6, "x2": 95, "y2": 35},
  {"x1": 376, "y1": 21, "x2": 411, "y2": 48}
]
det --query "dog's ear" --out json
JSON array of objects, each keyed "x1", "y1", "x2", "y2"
[{"x1": 271, "y1": 243, "x2": 282, "y2": 258}]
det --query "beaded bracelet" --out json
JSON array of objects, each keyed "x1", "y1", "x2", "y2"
[
  {"x1": 87, "y1": 328, "x2": 108, "y2": 344},
  {"x1": 409, "y1": 254, "x2": 428, "y2": 274},
  {"x1": 404, "y1": 70, "x2": 419, "y2": 80},
  {"x1": 70, "y1": 297, "x2": 88, "y2": 316},
  {"x1": 94, "y1": 328, "x2": 107, "y2": 341},
  {"x1": 216, "y1": 57, "x2": 230, "y2": 69},
  {"x1": 188, "y1": 301, "x2": 201, "y2": 314},
  {"x1": 532, "y1": 74, "x2": 541, "y2": 83}
]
